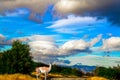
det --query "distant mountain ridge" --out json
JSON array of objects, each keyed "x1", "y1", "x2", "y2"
[
  {"x1": 58, "y1": 64, "x2": 96, "y2": 73},
  {"x1": 71, "y1": 64, "x2": 96, "y2": 73}
]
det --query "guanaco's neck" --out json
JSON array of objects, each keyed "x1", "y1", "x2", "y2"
[{"x1": 49, "y1": 64, "x2": 52, "y2": 70}]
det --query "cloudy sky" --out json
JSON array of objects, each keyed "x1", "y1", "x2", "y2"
[{"x1": 0, "y1": 0, "x2": 120, "y2": 67}]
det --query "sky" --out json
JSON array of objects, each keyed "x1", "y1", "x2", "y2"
[{"x1": 0, "y1": 0, "x2": 120, "y2": 67}]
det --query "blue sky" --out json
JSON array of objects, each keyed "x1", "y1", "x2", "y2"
[{"x1": 0, "y1": 0, "x2": 120, "y2": 67}]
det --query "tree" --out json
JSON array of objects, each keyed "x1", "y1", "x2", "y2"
[
  {"x1": 51, "y1": 65, "x2": 83, "y2": 76},
  {"x1": 0, "y1": 40, "x2": 35, "y2": 74},
  {"x1": 94, "y1": 66, "x2": 120, "y2": 80}
]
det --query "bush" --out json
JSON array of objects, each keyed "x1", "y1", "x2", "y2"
[
  {"x1": 0, "y1": 40, "x2": 35, "y2": 74},
  {"x1": 94, "y1": 66, "x2": 120, "y2": 80},
  {"x1": 51, "y1": 65, "x2": 83, "y2": 76}
]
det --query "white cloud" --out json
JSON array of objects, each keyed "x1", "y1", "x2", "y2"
[
  {"x1": 10, "y1": 37, "x2": 29, "y2": 42},
  {"x1": 59, "y1": 40, "x2": 91, "y2": 56},
  {"x1": 101, "y1": 37, "x2": 120, "y2": 51},
  {"x1": 27, "y1": 35, "x2": 59, "y2": 63},
  {"x1": 0, "y1": 34, "x2": 5, "y2": 42},
  {"x1": 2, "y1": 34, "x2": 120, "y2": 67},
  {"x1": 17, "y1": 34, "x2": 101, "y2": 63},
  {"x1": 30, "y1": 53, "x2": 58, "y2": 63},
  {"x1": 107, "y1": 33, "x2": 112, "y2": 37},
  {"x1": 59, "y1": 34, "x2": 102, "y2": 55},
  {"x1": 64, "y1": 55, "x2": 120, "y2": 67},
  {"x1": 54, "y1": 0, "x2": 82, "y2": 14},
  {"x1": 4, "y1": 8, "x2": 29, "y2": 17},
  {"x1": 48, "y1": 15, "x2": 97, "y2": 28},
  {"x1": 0, "y1": 34, "x2": 8, "y2": 45},
  {"x1": 9, "y1": 34, "x2": 54, "y2": 43},
  {"x1": 8, "y1": 35, "x2": 59, "y2": 63},
  {"x1": 0, "y1": 34, "x2": 102, "y2": 64},
  {"x1": 28, "y1": 35, "x2": 54, "y2": 42},
  {"x1": 61, "y1": 40, "x2": 89, "y2": 50},
  {"x1": 29, "y1": 41, "x2": 58, "y2": 56},
  {"x1": 47, "y1": 15, "x2": 106, "y2": 34},
  {"x1": 9, "y1": 35, "x2": 58, "y2": 55}
]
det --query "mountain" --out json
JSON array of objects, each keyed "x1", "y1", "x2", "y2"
[{"x1": 71, "y1": 64, "x2": 96, "y2": 73}]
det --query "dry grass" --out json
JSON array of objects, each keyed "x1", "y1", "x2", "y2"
[
  {"x1": 48, "y1": 73, "x2": 63, "y2": 78},
  {"x1": 32, "y1": 72, "x2": 63, "y2": 78},
  {"x1": 0, "y1": 73, "x2": 38, "y2": 80},
  {"x1": 0, "y1": 73, "x2": 109, "y2": 80},
  {"x1": 87, "y1": 76, "x2": 108, "y2": 80}
]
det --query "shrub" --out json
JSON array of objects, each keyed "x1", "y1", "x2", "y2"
[
  {"x1": 94, "y1": 66, "x2": 120, "y2": 80},
  {"x1": 0, "y1": 40, "x2": 35, "y2": 74}
]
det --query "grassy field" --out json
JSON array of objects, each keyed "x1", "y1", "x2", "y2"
[
  {"x1": 0, "y1": 73, "x2": 108, "y2": 80},
  {"x1": 51, "y1": 76, "x2": 108, "y2": 80},
  {"x1": 87, "y1": 76, "x2": 108, "y2": 80},
  {"x1": 0, "y1": 73, "x2": 37, "y2": 80}
]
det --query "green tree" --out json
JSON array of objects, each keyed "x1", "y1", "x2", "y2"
[
  {"x1": 51, "y1": 65, "x2": 83, "y2": 77},
  {"x1": 94, "y1": 66, "x2": 120, "y2": 80},
  {"x1": 0, "y1": 40, "x2": 35, "y2": 74}
]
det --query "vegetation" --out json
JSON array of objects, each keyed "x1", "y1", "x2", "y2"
[
  {"x1": 0, "y1": 40, "x2": 35, "y2": 74},
  {"x1": 94, "y1": 65, "x2": 120, "y2": 80},
  {"x1": 87, "y1": 76, "x2": 108, "y2": 80},
  {"x1": 51, "y1": 65, "x2": 83, "y2": 77},
  {"x1": 0, "y1": 73, "x2": 37, "y2": 80}
]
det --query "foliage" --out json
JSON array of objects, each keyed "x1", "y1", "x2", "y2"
[
  {"x1": 0, "y1": 40, "x2": 35, "y2": 74},
  {"x1": 51, "y1": 65, "x2": 83, "y2": 77},
  {"x1": 94, "y1": 65, "x2": 120, "y2": 80}
]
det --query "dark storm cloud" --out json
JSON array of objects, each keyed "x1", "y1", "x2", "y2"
[
  {"x1": 0, "y1": 0, "x2": 57, "y2": 13},
  {"x1": 55, "y1": 0, "x2": 120, "y2": 25},
  {"x1": 0, "y1": 0, "x2": 58, "y2": 22},
  {"x1": 0, "y1": 0, "x2": 120, "y2": 24}
]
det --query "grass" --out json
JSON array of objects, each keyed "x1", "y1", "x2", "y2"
[
  {"x1": 87, "y1": 76, "x2": 108, "y2": 80},
  {"x1": 0, "y1": 73, "x2": 63, "y2": 80},
  {"x1": 0, "y1": 73, "x2": 37, "y2": 80},
  {"x1": 0, "y1": 73, "x2": 108, "y2": 80}
]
